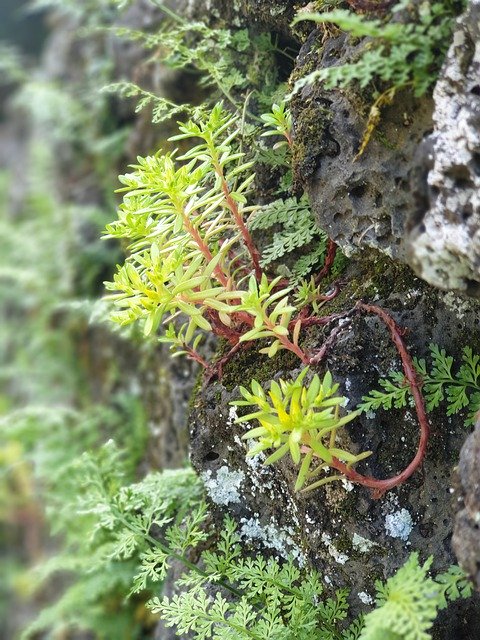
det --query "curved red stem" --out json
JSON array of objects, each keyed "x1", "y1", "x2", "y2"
[{"x1": 328, "y1": 302, "x2": 430, "y2": 498}]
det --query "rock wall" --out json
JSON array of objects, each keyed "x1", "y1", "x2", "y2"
[
  {"x1": 453, "y1": 420, "x2": 480, "y2": 590},
  {"x1": 190, "y1": 255, "x2": 480, "y2": 634},
  {"x1": 289, "y1": 0, "x2": 480, "y2": 297},
  {"x1": 183, "y1": 0, "x2": 480, "y2": 636},
  {"x1": 9, "y1": 0, "x2": 479, "y2": 636},
  {"x1": 407, "y1": 0, "x2": 480, "y2": 296}
]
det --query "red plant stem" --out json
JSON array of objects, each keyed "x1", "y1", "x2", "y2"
[
  {"x1": 181, "y1": 214, "x2": 230, "y2": 288},
  {"x1": 184, "y1": 345, "x2": 210, "y2": 369},
  {"x1": 315, "y1": 239, "x2": 337, "y2": 283},
  {"x1": 263, "y1": 318, "x2": 310, "y2": 364},
  {"x1": 307, "y1": 323, "x2": 347, "y2": 365},
  {"x1": 325, "y1": 302, "x2": 430, "y2": 498},
  {"x1": 214, "y1": 163, "x2": 263, "y2": 281},
  {"x1": 205, "y1": 309, "x2": 244, "y2": 344},
  {"x1": 298, "y1": 309, "x2": 353, "y2": 329}
]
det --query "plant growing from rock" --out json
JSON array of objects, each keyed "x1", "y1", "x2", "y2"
[
  {"x1": 232, "y1": 301, "x2": 432, "y2": 497},
  {"x1": 105, "y1": 102, "x2": 435, "y2": 495},
  {"x1": 232, "y1": 368, "x2": 370, "y2": 492},
  {"x1": 105, "y1": 4, "x2": 283, "y2": 121},
  {"x1": 254, "y1": 102, "x2": 343, "y2": 283},
  {"x1": 105, "y1": 103, "x2": 341, "y2": 371},
  {"x1": 293, "y1": 0, "x2": 462, "y2": 156},
  {"x1": 360, "y1": 343, "x2": 480, "y2": 426}
]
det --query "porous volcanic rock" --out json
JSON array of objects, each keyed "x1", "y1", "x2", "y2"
[
  {"x1": 290, "y1": 26, "x2": 434, "y2": 261},
  {"x1": 407, "y1": 0, "x2": 480, "y2": 296},
  {"x1": 190, "y1": 256, "x2": 480, "y2": 633}
]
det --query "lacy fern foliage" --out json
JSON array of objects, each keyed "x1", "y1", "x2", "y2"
[
  {"x1": 359, "y1": 554, "x2": 473, "y2": 640},
  {"x1": 20, "y1": 438, "x2": 206, "y2": 639},
  {"x1": 151, "y1": 516, "x2": 361, "y2": 640},
  {"x1": 106, "y1": 11, "x2": 280, "y2": 118},
  {"x1": 360, "y1": 343, "x2": 480, "y2": 425},
  {"x1": 293, "y1": 0, "x2": 461, "y2": 97},
  {"x1": 249, "y1": 196, "x2": 328, "y2": 282}
]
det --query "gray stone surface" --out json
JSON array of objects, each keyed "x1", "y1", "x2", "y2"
[
  {"x1": 291, "y1": 28, "x2": 433, "y2": 261},
  {"x1": 407, "y1": 0, "x2": 480, "y2": 296}
]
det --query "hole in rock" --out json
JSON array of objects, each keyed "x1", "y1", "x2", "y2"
[
  {"x1": 204, "y1": 451, "x2": 220, "y2": 462},
  {"x1": 349, "y1": 183, "x2": 367, "y2": 199}
]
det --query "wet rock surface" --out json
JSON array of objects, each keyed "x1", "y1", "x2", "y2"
[
  {"x1": 453, "y1": 421, "x2": 480, "y2": 589},
  {"x1": 407, "y1": 0, "x2": 480, "y2": 296}
]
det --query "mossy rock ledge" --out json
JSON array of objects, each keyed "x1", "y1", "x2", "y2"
[{"x1": 189, "y1": 256, "x2": 480, "y2": 637}]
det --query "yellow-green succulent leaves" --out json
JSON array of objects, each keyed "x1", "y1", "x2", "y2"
[
  {"x1": 236, "y1": 274, "x2": 296, "y2": 356},
  {"x1": 103, "y1": 104, "x2": 256, "y2": 349},
  {"x1": 231, "y1": 369, "x2": 370, "y2": 491}
]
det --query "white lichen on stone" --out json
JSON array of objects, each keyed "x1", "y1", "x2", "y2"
[
  {"x1": 442, "y1": 291, "x2": 472, "y2": 319},
  {"x1": 321, "y1": 532, "x2": 349, "y2": 564},
  {"x1": 341, "y1": 479, "x2": 354, "y2": 492},
  {"x1": 358, "y1": 591, "x2": 374, "y2": 605},
  {"x1": 384, "y1": 508, "x2": 413, "y2": 541},
  {"x1": 201, "y1": 465, "x2": 245, "y2": 505},
  {"x1": 227, "y1": 405, "x2": 238, "y2": 426},
  {"x1": 352, "y1": 533, "x2": 377, "y2": 553},
  {"x1": 240, "y1": 516, "x2": 306, "y2": 565}
]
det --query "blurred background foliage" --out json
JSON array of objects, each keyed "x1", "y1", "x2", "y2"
[{"x1": 0, "y1": 1, "x2": 185, "y2": 637}]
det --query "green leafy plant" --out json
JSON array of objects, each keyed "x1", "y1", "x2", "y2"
[
  {"x1": 359, "y1": 554, "x2": 473, "y2": 640},
  {"x1": 106, "y1": 6, "x2": 282, "y2": 120},
  {"x1": 359, "y1": 343, "x2": 480, "y2": 426},
  {"x1": 105, "y1": 103, "x2": 338, "y2": 368},
  {"x1": 18, "y1": 437, "x2": 204, "y2": 639},
  {"x1": 293, "y1": 0, "x2": 460, "y2": 97},
  {"x1": 293, "y1": 0, "x2": 462, "y2": 155},
  {"x1": 253, "y1": 102, "x2": 346, "y2": 282},
  {"x1": 231, "y1": 368, "x2": 369, "y2": 492},
  {"x1": 260, "y1": 101, "x2": 293, "y2": 148},
  {"x1": 249, "y1": 196, "x2": 329, "y2": 282},
  {"x1": 230, "y1": 301, "x2": 438, "y2": 497},
  {"x1": 151, "y1": 514, "x2": 364, "y2": 640}
]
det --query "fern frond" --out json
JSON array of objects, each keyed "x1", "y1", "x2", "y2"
[
  {"x1": 360, "y1": 554, "x2": 473, "y2": 640},
  {"x1": 293, "y1": 1, "x2": 459, "y2": 98},
  {"x1": 359, "y1": 343, "x2": 480, "y2": 424}
]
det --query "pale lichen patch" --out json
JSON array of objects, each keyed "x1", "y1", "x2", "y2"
[
  {"x1": 201, "y1": 465, "x2": 245, "y2": 505},
  {"x1": 352, "y1": 533, "x2": 378, "y2": 553},
  {"x1": 384, "y1": 508, "x2": 413, "y2": 541},
  {"x1": 240, "y1": 516, "x2": 306, "y2": 565},
  {"x1": 321, "y1": 532, "x2": 349, "y2": 565}
]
